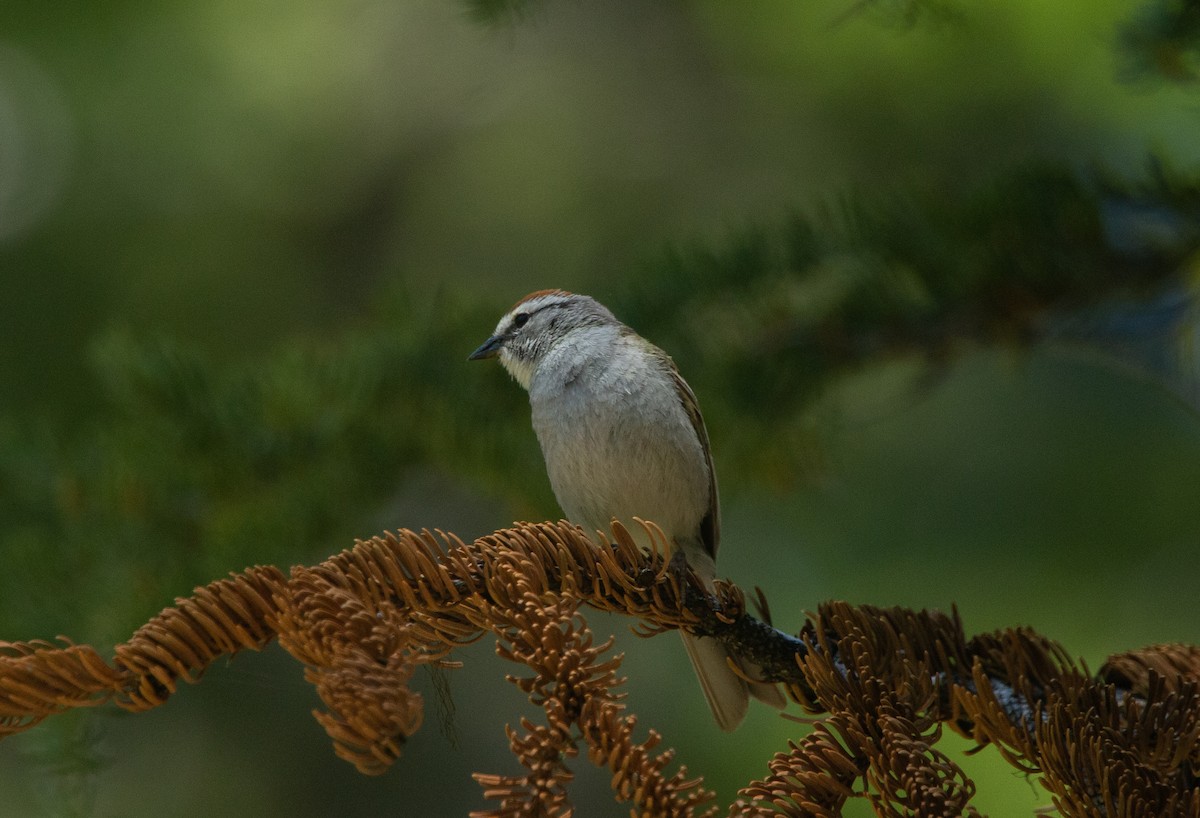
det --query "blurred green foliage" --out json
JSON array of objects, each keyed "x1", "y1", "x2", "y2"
[
  {"x1": 0, "y1": 289, "x2": 543, "y2": 641},
  {"x1": 1, "y1": 0, "x2": 1199, "y2": 815},
  {"x1": 1119, "y1": 0, "x2": 1200, "y2": 82}
]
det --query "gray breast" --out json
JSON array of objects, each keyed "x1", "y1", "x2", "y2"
[{"x1": 528, "y1": 336, "x2": 710, "y2": 542}]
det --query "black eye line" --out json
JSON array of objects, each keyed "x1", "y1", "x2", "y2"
[{"x1": 509, "y1": 300, "x2": 563, "y2": 333}]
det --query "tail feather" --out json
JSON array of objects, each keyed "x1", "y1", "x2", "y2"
[
  {"x1": 668, "y1": 536, "x2": 787, "y2": 728},
  {"x1": 745, "y1": 667, "x2": 787, "y2": 710},
  {"x1": 680, "y1": 633, "x2": 788, "y2": 730},
  {"x1": 680, "y1": 632, "x2": 749, "y2": 732}
]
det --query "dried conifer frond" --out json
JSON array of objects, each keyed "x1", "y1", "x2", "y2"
[
  {"x1": 948, "y1": 624, "x2": 1087, "y2": 771},
  {"x1": 966, "y1": 625, "x2": 1081, "y2": 696},
  {"x1": 1033, "y1": 672, "x2": 1200, "y2": 818},
  {"x1": 951, "y1": 632, "x2": 1200, "y2": 817},
  {"x1": 951, "y1": 660, "x2": 1043, "y2": 774},
  {"x1": 274, "y1": 565, "x2": 434, "y2": 775},
  {"x1": 1, "y1": 564, "x2": 288, "y2": 736},
  {"x1": 473, "y1": 719, "x2": 577, "y2": 818},
  {"x1": 469, "y1": 572, "x2": 591, "y2": 818},
  {"x1": 3, "y1": 521, "x2": 1200, "y2": 815},
  {"x1": 469, "y1": 559, "x2": 715, "y2": 817},
  {"x1": 582, "y1": 701, "x2": 715, "y2": 817},
  {"x1": 867, "y1": 710, "x2": 978, "y2": 817},
  {"x1": 1101, "y1": 643, "x2": 1200, "y2": 695},
  {"x1": 0, "y1": 639, "x2": 126, "y2": 737},
  {"x1": 113, "y1": 564, "x2": 289, "y2": 710},
  {"x1": 736, "y1": 729, "x2": 859, "y2": 817},
  {"x1": 744, "y1": 602, "x2": 980, "y2": 817}
]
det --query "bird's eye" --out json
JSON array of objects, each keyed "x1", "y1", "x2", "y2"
[{"x1": 512, "y1": 312, "x2": 530, "y2": 329}]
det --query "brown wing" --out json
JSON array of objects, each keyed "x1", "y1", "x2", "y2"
[{"x1": 664, "y1": 357, "x2": 721, "y2": 559}]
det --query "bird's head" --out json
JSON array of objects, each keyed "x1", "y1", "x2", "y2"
[{"x1": 468, "y1": 289, "x2": 615, "y2": 389}]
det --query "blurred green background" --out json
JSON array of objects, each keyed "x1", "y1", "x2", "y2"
[{"x1": 1, "y1": 0, "x2": 1199, "y2": 815}]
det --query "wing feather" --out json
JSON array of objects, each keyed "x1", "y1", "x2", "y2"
[{"x1": 662, "y1": 354, "x2": 720, "y2": 559}]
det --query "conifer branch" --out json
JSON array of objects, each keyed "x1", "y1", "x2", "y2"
[{"x1": 2, "y1": 520, "x2": 1199, "y2": 815}]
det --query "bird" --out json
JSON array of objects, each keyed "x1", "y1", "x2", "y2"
[{"x1": 468, "y1": 288, "x2": 783, "y2": 730}]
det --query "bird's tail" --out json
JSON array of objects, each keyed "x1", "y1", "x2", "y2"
[
  {"x1": 664, "y1": 534, "x2": 787, "y2": 729},
  {"x1": 680, "y1": 632, "x2": 785, "y2": 732}
]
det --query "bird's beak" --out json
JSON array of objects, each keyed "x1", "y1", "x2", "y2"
[{"x1": 468, "y1": 334, "x2": 504, "y2": 361}]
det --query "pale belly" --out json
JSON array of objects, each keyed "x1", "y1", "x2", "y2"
[{"x1": 531, "y1": 386, "x2": 710, "y2": 547}]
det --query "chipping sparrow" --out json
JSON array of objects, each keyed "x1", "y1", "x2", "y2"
[{"x1": 469, "y1": 289, "x2": 782, "y2": 730}]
